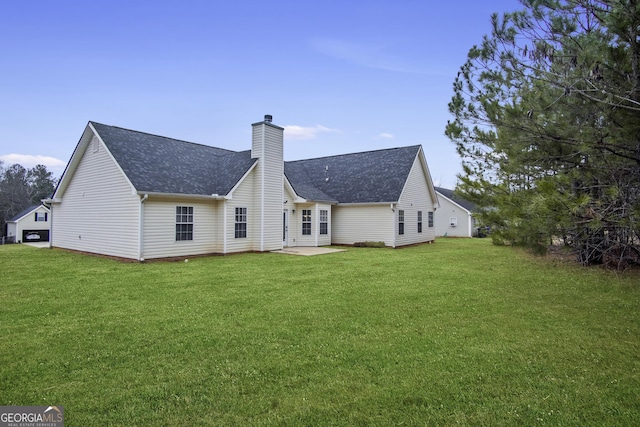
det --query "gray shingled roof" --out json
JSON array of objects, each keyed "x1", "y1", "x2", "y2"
[
  {"x1": 285, "y1": 146, "x2": 421, "y2": 203},
  {"x1": 92, "y1": 122, "x2": 256, "y2": 196},
  {"x1": 435, "y1": 187, "x2": 476, "y2": 212},
  {"x1": 7, "y1": 205, "x2": 45, "y2": 222},
  {"x1": 90, "y1": 122, "x2": 421, "y2": 203}
]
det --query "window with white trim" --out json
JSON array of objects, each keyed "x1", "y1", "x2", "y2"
[
  {"x1": 319, "y1": 209, "x2": 328, "y2": 235},
  {"x1": 398, "y1": 210, "x2": 405, "y2": 235},
  {"x1": 450, "y1": 217, "x2": 458, "y2": 227},
  {"x1": 35, "y1": 212, "x2": 48, "y2": 222},
  {"x1": 175, "y1": 206, "x2": 193, "y2": 241},
  {"x1": 302, "y1": 209, "x2": 312, "y2": 235},
  {"x1": 235, "y1": 207, "x2": 247, "y2": 238},
  {"x1": 417, "y1": 211, "x2": 423, "y2": 233},
  {"x1": 428, "y1": 211, "x2": 434, "y2": 228}
]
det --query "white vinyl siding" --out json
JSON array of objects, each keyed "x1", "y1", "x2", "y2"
[
  {"x1": 283, "y1": 184, "x2": 298, "y2": 246},
  {"x1": 251, "y1": 122, "x2": 283, "y2": 252},
  {"x1": 6, "y1": 223, "x2": 17, "y2": 240},
  {"x1": 142, "y1": 198, "x2": 219, "y2": 259},
  {"x1": 52, "y1": 136, "x2": 139, "y2": 259},
  {"x1": 293, "y1": 204, "x2": 315, "y2": 246},
  {"x1": 395, "y1": 155, "x2": 436, "y2": 246},
  {"x1": 331, "y1": 204, "x2": 394, "y2": 246},
  {"x1": 316, "y1": 204, "x2": 332, "y2": 246},
  {"x1": 289, "y1": 203, "x2": 332, "y2": 247},
  {"x1": 434, "y1": 192, "x2": 474, "y2": 237},
  {"x1": 224, "y1": 169, "x2": 257, "y2": 253}
]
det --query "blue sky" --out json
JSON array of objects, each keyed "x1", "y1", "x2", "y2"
[{"x1": 0, "y1": 0, "x2": 522, "y2": 188}]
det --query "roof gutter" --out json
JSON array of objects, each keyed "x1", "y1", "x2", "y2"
[
  {"x1": 336, "y1": 201, "x2": 398, "y2": 207},
  {"x1": 135, "y1": 191, "x2": 226, "y2": 200}
]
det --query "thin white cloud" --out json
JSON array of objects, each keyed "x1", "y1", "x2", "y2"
[
  {"x1": 284, "y1": 124, "x2": 339, "y2": 140},
  {"x1": 311, "y1": 38, "x2": 424, "y2": 74},
  {"x1": 377, "y1": 133, "x2": 395, "y2": 140},
  {"x1": 0, "y1": 154, "x2": 66, "y2": 170}
]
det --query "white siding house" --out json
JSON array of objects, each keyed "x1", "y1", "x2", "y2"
[
  {"x1": 51, "y1": 133, "x2": 140, "y2": 258},
  {"x1": 286, "y1": 145, "x2": 439, "y2": 249},
  {"x1": 434, "y1": 187, "x2": 477, "y2": 238},
  {"x1": 47, "y1": 116, "x2": 440, "y2": 260},
  {"x1": 6, "y1": 205, "x2": 51, "y2": 243}
]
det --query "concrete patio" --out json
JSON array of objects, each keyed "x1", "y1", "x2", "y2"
[{"x1": 272, "y1": 247, "x2": 346, "y2": 256}]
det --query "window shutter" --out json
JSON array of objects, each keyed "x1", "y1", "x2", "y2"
[
  {"x1": 35, "y1": 212, "x2": 38, "y2": 221},
  {"x1": 45, "y1": 213, "x2": 48, "y2": 221}
]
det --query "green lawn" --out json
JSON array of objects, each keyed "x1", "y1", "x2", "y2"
[{"x1": 1, "y1": 239, "x2": 639, "y2": 426}]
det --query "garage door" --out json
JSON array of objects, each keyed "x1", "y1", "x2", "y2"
[{"x1": 22, "y1": 230, "x2": 50, "y2": 242}]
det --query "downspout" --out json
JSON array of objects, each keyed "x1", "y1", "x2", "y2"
[
  {"x1": 42, "y1": 199, "x2": 53, "y2": 249},
  {"x1": 315, "y1": 204, "x2": 319, "y2": 247},
  {"x1": 260, "y1": 125, "x2": 266, "y2": 252},
  {"x1": 390, "y1": 203, "x2": 396, "y2": 248},
  {"x1": 223, "y1": 199, "x2": 228, "y2": 254},
  {"x1": 49, "y1": 205, "x2": 53, "y2": 249},
  {"x1": 138, "y1": 194, "x2": 148, "y2": 261}
]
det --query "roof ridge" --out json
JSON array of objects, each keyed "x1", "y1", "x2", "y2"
[
  {"x1": 286, "y1": 144, "x2": 420, "y2": 164},
  {"x1": 89, "y1": 121, "x2": 237, "y2": 154}
]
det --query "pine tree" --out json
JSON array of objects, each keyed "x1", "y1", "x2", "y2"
[{"x1": 446, "y1": 0, "x2": 640, "y2": 268}]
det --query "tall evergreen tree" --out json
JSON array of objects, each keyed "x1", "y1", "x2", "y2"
[
  {"x1": 27, "y1": 164, "x2": 56, "y2": 205},
  {"x1": 0, "y1": 164, "x2": 31, "y2": 234},
  {"x1": 446, "y1": 0, "x2": 640, "y2": 268}
]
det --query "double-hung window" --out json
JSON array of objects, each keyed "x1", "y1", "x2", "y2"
[
  {"x1": 35, "y1": 212, "x2": 48, "y2": 222},
  {"x1": 319, "y1": 209, "x2": 328, "y2": 235},
  {"x1": 235, "y1": 207, "x2": 247, "y2": 238},
  {"x1": 398, "y1": 210, "x2": 405, "y2": 235},
  {"x1": 417, "y1": 211, "x2": 423, "y2": 233},
  {"x1": 302, "y1": 209, "x2": 312, "y2": 235},
  {"x1": 176, "y1": 206, "x2": 193, "y2": 241},
  {"x1": 428, "y1": 211, "x2": 434, "y2": 228}
]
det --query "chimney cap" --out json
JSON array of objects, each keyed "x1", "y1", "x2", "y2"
[{"x1": 264, "y1": 114, "x2": 273, "y2": 123}]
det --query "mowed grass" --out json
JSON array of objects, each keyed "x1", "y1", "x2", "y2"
[{"x1": 1, "y1": 240, "x2": 639, "y2": 426}]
